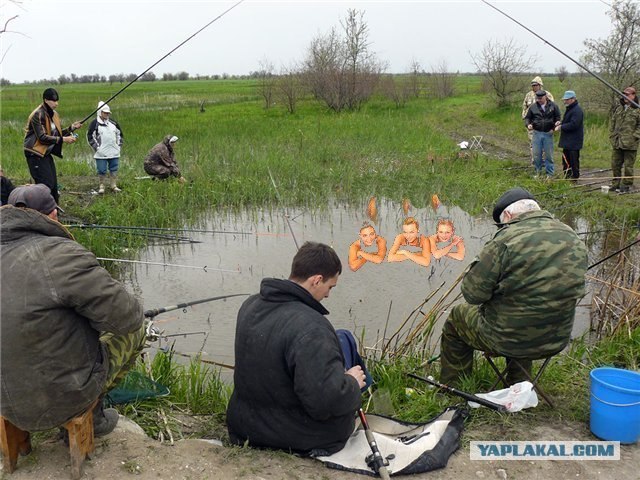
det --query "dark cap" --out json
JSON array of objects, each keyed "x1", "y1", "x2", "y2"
[
  {"x1": 42, "y1": 88, "x2": 59, "y2": 101},
  {"x1": 492, "y1": 187, "x2": 536, "y2": 224},
  {"x1": 623, "y1": 86, "x2": 636, "y2": 95},
  {"x1": 8, "y1": 184, "x2": 60, "y2": 215},
  {"x1": 535, "y1": 89, "x2": 547, "y2": 97}
]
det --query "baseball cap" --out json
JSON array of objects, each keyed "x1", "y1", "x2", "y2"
[
  {"x1": 169, "y1": 136, "x2": 179, "y2": 143},
  {"x1": 535, "y1": 90, "x2": 547, "y2": 97},
  {"x1": 492, "y1": 187, "x2": 536, "y2": 224},
  {"x1": 98, "y1": 101, "x2": 111, "y2": 113},
  {"x1": 623, "y1": 86, "x2": 636, "y2": 95},
  {"x1": 8, "y1": 184, "x2": 62, "y2": 215},
  {"x1": 43, "y1": 88, "x2": 59, "y2": 101},
  {"x1": 562, "y1": 90, "x2": 576, "y2": 100}
]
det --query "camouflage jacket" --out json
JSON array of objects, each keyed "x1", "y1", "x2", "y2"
[
  {"x1": 461, "y1": 210, "x2": 587, "y2": 358},
  {"x1": 521, "y1": 90, "x2": 554, "y2": 119},
  {"x1": 609, "y1": 104, "x2": 640, "y2": 150}
]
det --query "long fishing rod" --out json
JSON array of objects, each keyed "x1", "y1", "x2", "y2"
[
  {"x1": 75, "y1": 0, "x2": 245, "y2": 125},
  {"x1": 407, "y1": 373, "x2": 508, "y2": 413},
  {"x1": 144, "y1": 293, "x2": 249, "y2": 319},
  {"x1": 97, "y1": 257, "x2": 240, "y2": 273},
  {"x1": 268, "y1": 168, "x2": 300, "y2": 249},
  {"x1": 358, "y1": 409, "x2": 391, "y2": 480},
  {"x1": 481, "y1": 0, "x2": 640, "y2": 108},
  {"x1": 587, "y1": 236, "x2": 640, "y2": 270},
  {"x1": 66, "y1": 223, "x2": 252, "y2": 236}
]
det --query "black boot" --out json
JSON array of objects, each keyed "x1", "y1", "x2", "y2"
[{"x1": 93, "y1": 400, "x2": 119, "y2": 437}]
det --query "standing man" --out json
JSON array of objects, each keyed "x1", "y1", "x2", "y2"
[
  {"x1": 556, "y1": 90, "x2": 584, "y2": 180},
  {"x1": 522, "y1": 76, "x2": 555, "y2": 163},
  {"x1": 524, "y1": 89, "x2": 562, "y2": 177},
  {"x1": 1, "y1": 184, "x2": 147, "y2": 436},
  {"x1": 609, "y1": 86, "x2": 640, "y2": 193},
  {"x1": 87, "y1": 101, "x2": 124, "y2": 194},
  {"x1": 439, "y1": 188, "x2": 587, "y2": 387},
  {"x1": 23, "y1": 88, "x2": 82, "y2": 204},
  {"x1": 227, "y1": 242, "x2": 366, "y2": 455}
]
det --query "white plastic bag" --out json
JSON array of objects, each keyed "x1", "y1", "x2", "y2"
[{"x1": 468, "y1": 381, "x2": 539, "y2": 412}]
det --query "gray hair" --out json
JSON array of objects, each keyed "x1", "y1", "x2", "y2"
[{"x1": 500, "y1": 199, "x2": 540, "y2": 223}]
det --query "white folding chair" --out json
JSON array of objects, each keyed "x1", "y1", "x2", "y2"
[{"x1": 470, "y1": 135, "x2": 483, "y2": 150}]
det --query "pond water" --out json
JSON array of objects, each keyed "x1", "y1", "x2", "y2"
[{"x1": 124, "y1": 197, "x2": 593, "y2": 373}]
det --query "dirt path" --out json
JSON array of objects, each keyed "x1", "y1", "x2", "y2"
[{"x1": 3, "y1": 415, "x2": 637, "y2": 480}]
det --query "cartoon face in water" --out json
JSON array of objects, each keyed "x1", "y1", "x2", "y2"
[
  {"x1": 402, "y1": 218, "x2": 419, "y2": 245},
  {"x1": 436, "y1": 220, "x2": 455, "y2": 242},
  {"x1": 359, "y1": 225, "x2": 377, "y2": 247}
]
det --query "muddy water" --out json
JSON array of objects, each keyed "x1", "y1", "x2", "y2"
[{"x1": 125, "y1": 198, "x2": 592, "y2": 371}]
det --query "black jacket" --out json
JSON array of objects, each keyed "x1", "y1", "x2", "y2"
[
  {"x1": 226, "y1": 278, "x2": 361, "y2": 455},
  {"x1": 524, "y1": 99, "x2": 561, "y2": 133},
  {"x1": 558, "y1": 101, "x2": 584, "y2": 150}
]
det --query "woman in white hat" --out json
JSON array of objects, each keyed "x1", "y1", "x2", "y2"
[{"x1": 87, "y1": 101, "x2": 124, "y2": 193}]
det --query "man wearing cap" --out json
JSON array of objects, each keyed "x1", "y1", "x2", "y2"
[
  {"x1": 556, "y1": 91, "x2": 584, "y2": 180},
  {"x1": 87, "y1": 101, "x2": 124, "y2": 194},
  {"x1": 440, "y1": 187, "x2": 587, "y2": 386},
  {"x1": 23, "y1": 88, "x2": 83, "y2": 204},
  {"x1": 521, "y1": 76, "x2": 555, "y2": 120},
  {"x1": 609, "y1": 86, "x2": 640, "y2": 192},
  {"x1": 524, "y1": 88, "x2": 562, "y2": 177},
  {"x1": 143, "y1": 135, "x2": 186, "y2": 182},
  {"x1": 1, "y1": 184, "x2": 147, "y2": 438}
]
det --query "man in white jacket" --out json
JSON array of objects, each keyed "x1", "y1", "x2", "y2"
[{"x1": 87, "y1": 102, "x2": 124, "y2": 193}]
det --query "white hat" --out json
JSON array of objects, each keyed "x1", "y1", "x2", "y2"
[
  {"x1": 98, "y1": 101, "x2": 111, "y2": 113},
  {"x1": 169, "y1": 136, "x2": 179, "y2": 143},
  {"x1": 458, "y1": 141, "x2": 469, "y2": 149}
]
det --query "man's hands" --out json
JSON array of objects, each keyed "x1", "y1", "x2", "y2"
[{"x1": 346, "y1": 365, "x2": 367, "y2": 389}]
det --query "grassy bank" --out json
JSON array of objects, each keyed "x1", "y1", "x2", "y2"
[{"x1": 2, "y1": 76, "x2": 638, "y2": 442}]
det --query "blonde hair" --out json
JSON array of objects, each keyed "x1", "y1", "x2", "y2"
[
  {"x1": 436, "y1": 219, "x2": 454, "y2": 233},
  {"x1": 360, "y1": 222, "x2": 375, "y2": 233},
  {"x1": 403, "y1": 217, "x2": 419, "y2": 230}
]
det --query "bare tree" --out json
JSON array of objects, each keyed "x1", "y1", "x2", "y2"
[
  {"x1": 428, "y1": 59, "x2": 455, "y2": 99},
  {"x1": 581, "y1": 0, "x2": 640, "y2": 113},
  {"x1": 407, "y1": 58, "x2": 424, "y2": 98},
  {"x1": 257, "y1": 58, "x2": 276, "y2": 109},
  {"x1": 276, "y1": 64, "x2": 304, "y2": 114},
  {"x1": 470, "y1": 38, "x2": 536, "y2": 108},
  {"x1": 303, "y1": 9, "x2": 383, "y2": 112},
  {"x1": 1, "y1": 1, "x2": 26, "y2": 65},
  {"x1": 380, "y1": 75, "x2": 411, "y2": 108},
  {"x1": 556, "y1": 65, "x2": 569, "y2": 83}
]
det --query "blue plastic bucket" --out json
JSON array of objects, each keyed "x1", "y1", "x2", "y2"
[{"x1": 590, "y1": 367, "x2": 640, "y2": 444}]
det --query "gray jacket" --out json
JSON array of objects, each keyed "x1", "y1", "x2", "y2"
[{"x1": 0, "y1": 206, "x2": 143, "y2": 431}]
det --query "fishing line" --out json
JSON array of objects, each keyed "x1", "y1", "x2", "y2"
[
  {"x1": 481, "y1": 0, "x2": 640, "y2": 108},
  {"x1": 76, "y1": 0, "x2": 245, "y2": 125}
]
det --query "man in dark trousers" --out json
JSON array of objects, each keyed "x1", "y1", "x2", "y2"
[
  {"x1": 556, "y1": 90, "x2": 584, "y2": 180},
  {"x1": 23, "y1": 88, "x2": 82, "y2": 204},
  {"x1": 524, "y1": 89, "x2": 562, "y2": 178},
  {"x1": 227, "y1": 242, "x2": 366, "y2": 455}
]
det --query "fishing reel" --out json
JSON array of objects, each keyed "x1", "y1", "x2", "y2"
[
  {"x1": 365, "y1": 452, "x2": 392, "y2": 471},
  {"x1": 144, "y1": 319, "x2": 161, "y2": 343}
]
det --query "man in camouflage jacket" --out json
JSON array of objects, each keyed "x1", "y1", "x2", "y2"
[
  {"x1": 609, "y1": 86, "x2": 640, "y2": 192},
  {"x1": 440, "y1": 188, "x2": 588, "y2": 386}
]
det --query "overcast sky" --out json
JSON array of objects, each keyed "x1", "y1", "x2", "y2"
[{"x1": 0, "y1": 0, "x2": 613, "y2": 84}]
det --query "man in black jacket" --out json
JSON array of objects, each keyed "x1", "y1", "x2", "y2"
[
  {"x1": 226, "y1": 242, "x2": 366, "y2": 455},
  {"x1": 524, "y1": 89, "x2": 561, "y2": 177},
  {"x1": 556, "y1": 90, "x2": 584, "y2": 180}
]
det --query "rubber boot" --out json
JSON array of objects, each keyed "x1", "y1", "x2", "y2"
[
  {"x1": 110, "y1": 174, "x2": 121, "y2": 193},
  {"x1": 93, "y1": 399, "x2": 119, "y2": 437},
  {"x1": 98, "y1": 175, "x2": 106, "y2": 194}
]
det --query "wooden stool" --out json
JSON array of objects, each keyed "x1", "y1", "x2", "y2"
[{"x1": 0, "y1": 399, "x2": 98, "y2": 479}]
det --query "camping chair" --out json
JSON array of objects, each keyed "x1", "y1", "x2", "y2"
[
  {"x1": 482, "y1": 351, "x2": 560, "y2": 408},
  {"x1": 469, "y1": 135, "x2": 483, "y2": 150},
  {"x1": 0, "y1": 399, "x2": 98, "y2": 479}
]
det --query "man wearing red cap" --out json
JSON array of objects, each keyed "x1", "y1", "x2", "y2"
[
  {"x1": 23, "y1": 88, "x2": 83, "y2": 204},
  {"x1": 609, "y1": 86, "x2": 640, "y2": 192}
]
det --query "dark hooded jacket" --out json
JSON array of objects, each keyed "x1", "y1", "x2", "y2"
[
  {"x1": 143, "y1": 135, "x2": 181, "y2": 178},
  {"x1": 558, "y1": 100, "x2": 584, "y2": 150},
  {"x1": 0, "y1": 206, "x2": 143, "y2": 431},
  {"x1": 226, "y1": 278, "x2": 361, "y2": 455}
]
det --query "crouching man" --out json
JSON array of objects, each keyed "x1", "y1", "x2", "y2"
[
  {"x1": 440, "y1": 187, "x2": 588, "y2": 386},
  {"x1": 1, "y1": 184, "x2": 147, "y2": 436},
  {"x1": 227, "y1": 242, "x2": 367, "y2": 455}
]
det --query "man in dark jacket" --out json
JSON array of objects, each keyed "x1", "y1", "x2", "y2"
[
  {"x1": 143, "y1": 135, "x2": 186, "y2": 182},
  {"x1": 440, "y1": 188, "x2": 588, "y2": 386},
  {"x1": 23, "y1": 88, "x2": 82, "y2": 204},
  {"x1": 557, "y1": 90, "x2": 584, "y2": 180},
  {"x1": 524, "y1": 90, "x2": 562, "y2": 177},
  {"x1": 227, "y1": 242, "x2": 366, "y2": 455},
  {"x1": 0, "y1": 184, "x2": 147, "y2": 435}
]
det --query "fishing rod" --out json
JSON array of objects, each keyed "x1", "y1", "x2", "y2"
[
  {"x1": 73, "y1": 0, "x2": 245, "y2": 126},
  {"x1": 358, "y1": 409, "x2": 391, "y2": 480},
  {"x1": 481, "y1": 0, "x2": 640, "y2": 108},
  {"x1": 66, "y1": 223, "x2": 252, "y2": 236},
  {"x1": 268, "y1": 168, "x2": 300, "y2": 249},
  {"x1": 587, "y1": 236, "x2": 640, "y2": 270},
  {"x1": 407, "y1": 373, "x2": 508, "y2": 413},
  {"x1": 144, "y1": 292, "x2": 249, "y2": 318},
  {"x1": 97, "y1": 257, "x2": 241, "y2": 273}
]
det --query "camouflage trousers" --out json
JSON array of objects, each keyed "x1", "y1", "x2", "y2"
[
  {"x1": 99, "y1": 323, "x2": 147, "y2": 394},
  {"x1": 611, "y1": 148, "x2": 637, "y2": 187},
  {"x1": 440, "y1": 304, "x2": 531, "y2": 386}
]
